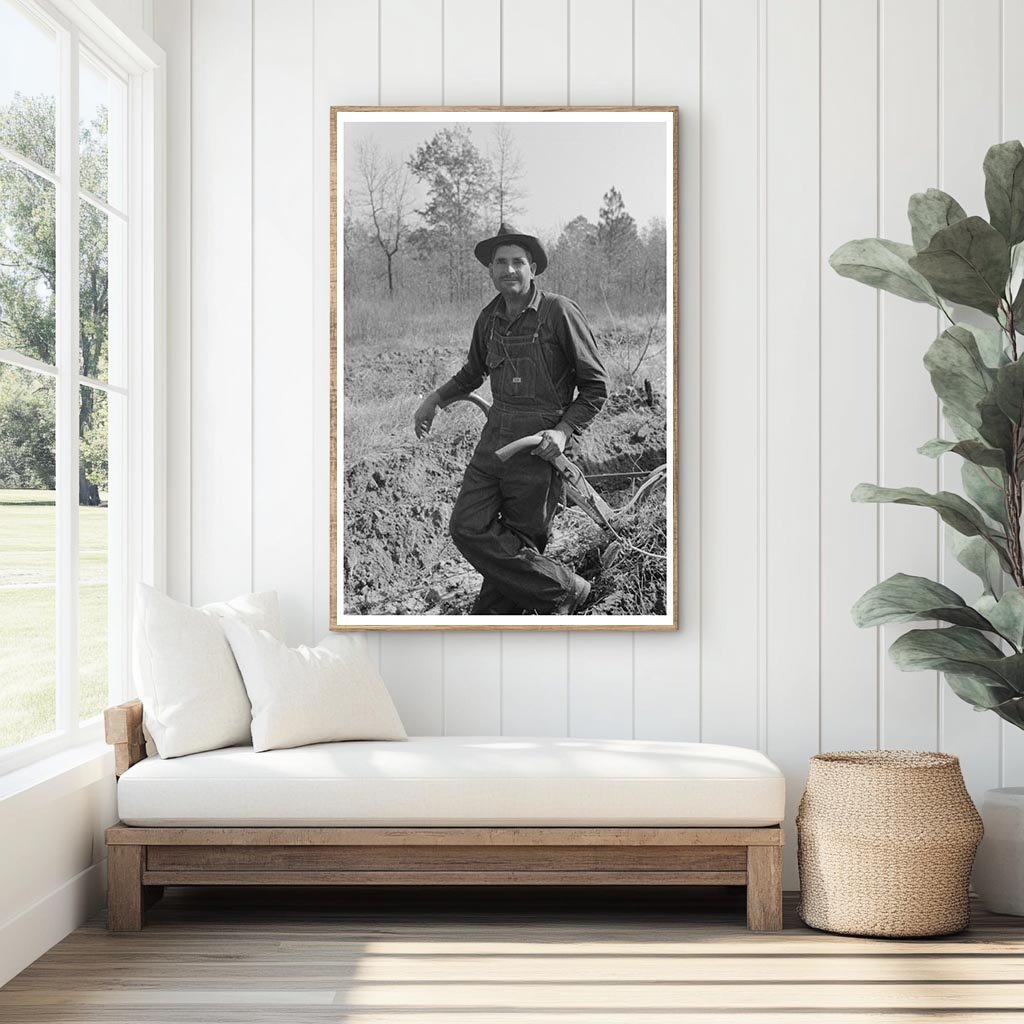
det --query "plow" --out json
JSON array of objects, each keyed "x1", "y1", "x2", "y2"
[{"x1": 442, "y1": 393, "x2": 668, "y2": 553}]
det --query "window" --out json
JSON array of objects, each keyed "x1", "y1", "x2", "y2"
[{"x1": 0, "y1": 0, "x2": 161, "y2": 773}]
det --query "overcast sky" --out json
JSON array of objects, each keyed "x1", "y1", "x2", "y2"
[{"x1": 343, "y1": 120, "x2": 669, "y2": 240}]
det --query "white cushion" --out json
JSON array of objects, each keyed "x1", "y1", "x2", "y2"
[
  {"x1": 116, "y1": 736, "x2": 786, "y2": 827},
  {"x1": 133, "y1": 584, "x2": 283, "y2": 759},
  {"x1": 222, "y1": 621, "x2": 407, "y2": 752}
]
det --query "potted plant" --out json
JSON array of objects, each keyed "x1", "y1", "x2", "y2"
[{"x1": 831, "y1": 140, "x2": 1024, "y2": 913}]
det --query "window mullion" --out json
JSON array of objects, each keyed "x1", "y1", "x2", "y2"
[{"x1": 55, "y1": 22, "x2": 81, "y2": 735}]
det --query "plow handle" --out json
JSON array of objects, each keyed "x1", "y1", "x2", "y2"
[
  {"x1": 494, "y1": 435, "x2": 545, "y2": 462},
  {"x1": 438, "y1": 393, "x2": 492, "y2": 415}
]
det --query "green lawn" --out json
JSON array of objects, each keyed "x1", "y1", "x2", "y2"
[{"x1": 0, "y1": 489, "x2": 109, "y2": 751}]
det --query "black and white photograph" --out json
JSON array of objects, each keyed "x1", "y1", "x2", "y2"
[{"x1": 330, "y1": 108, "x2": 678, "y2": 630}]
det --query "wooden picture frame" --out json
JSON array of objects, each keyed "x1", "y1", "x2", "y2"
[{"x1": 330, "y1": 107, "x2": 678, "y2": 630}]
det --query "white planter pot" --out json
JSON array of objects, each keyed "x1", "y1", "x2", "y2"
[{"x1": 973, "y1": 787, "x2": 1024, "y2": 916}]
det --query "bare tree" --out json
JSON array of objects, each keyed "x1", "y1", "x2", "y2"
[
  {"x1": 355, "y1": 139, "x2": 412, "y2": 296},
  {"x1": 489, "y1": 124, "x2": 526, "y2": 229}
]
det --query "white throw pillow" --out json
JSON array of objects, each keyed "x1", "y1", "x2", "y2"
[
  {"x1": 133, "y1": 584, "x2": 283, "y2": 758},
  {"x1": 222, "y1": 621, "x2": 407, "y2": 752}
]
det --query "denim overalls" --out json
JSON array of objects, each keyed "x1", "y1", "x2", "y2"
[{"x1": 449, "y1": 293, "x2": 579, "y2": 614}]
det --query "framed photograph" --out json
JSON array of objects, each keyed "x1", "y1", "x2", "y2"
[{"x1": 330, "y1": 107, "x2": 678, "y2": 630}]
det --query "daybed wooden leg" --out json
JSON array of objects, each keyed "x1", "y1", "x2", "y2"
[
  {"x1": 746, "y1": 845, "x2": 783, "y2": 931},
  {"x1": 107, "y1": 845, "x2": 145, "y2": 931}
]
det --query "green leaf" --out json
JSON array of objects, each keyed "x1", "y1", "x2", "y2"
[
  {"x1": 984, "y1": 140, "x2": 1024, "y2": 246},
  {"x1": 1012, "y1": 278, "x2": 1024, "y2": 326},
  {"x1": 942, "y1": 406, "x2": 983, "y2": 442},
  {"x1": 923, "y1": 325, "x2": 997, "y2": 428},
  {"x1": 908, "y1": 188, "x2": 968, "y2": 251},
  {"x1": 944, "y1": 671, "x2": 1024, "y2": 714},
  {"x1": 950, "y1": 533, "x2": 1004, "y2": 597},
  {"x1": 977, "y1": 589, "x2": 1024, "y2": 649},
  {"x1": 918, "y1": 437, "x2": 1007, "y2": 471},
  {"x1": 889, "y1": 627, "x2": 1024, "y2": 703},
  {"x1": 851, "y1": 483, "x2": 1009, "y2": 551},
  {"x1": 852, "y1": 573, "x2": 994, "y2": 630},
  {"x1": 1008, "y1": 241, "x2": 1024, "y2": 303},
  {"x1": 993, "y1": 358, "x2": 1024, "y2": 423},
  {"x1": 830, "y1": 238, "x2": 943, "y2": 307},
  {"x1": 909, "y1": 216, "x2": 1010, "y2": 315},
  {"x1": 977, "y1": 391, "x2": 1016, "y2": 458},
  {"x1": 981, "y1": 686, "x2": 1024, "y2": 728},
  {"x1": 1008, "y1": 241, "x2": 1024, "y2": 324},
  {"x1": 962, "y1": 461, "x2": 1009, "y2": 528},
  {"x1": 968, "y1": 322, "x2": 1011, "y2": 369}
]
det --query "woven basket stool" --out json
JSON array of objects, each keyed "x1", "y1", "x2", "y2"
[{"x1": 797, "y1": 751, "x2": 983, "y2": 937}]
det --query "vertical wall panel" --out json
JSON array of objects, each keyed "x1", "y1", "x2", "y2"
[
  {"x1": 938, "y1": 0, "x2": 1002, "y2": 795},
  {"x1": 502, "y1": 633, "x2": 569, "y2": 735},
  {"x1": 566, "y1": 0, "x2": 637, "y2": 734},
  {"x1": 190, "y1": 0, "x2": 253, "y2": 605},
  {"x1": 632, "y1": 0, "x2": 700, "y2": 742},
  {"x1": 253, "y1": 0, "x2": 315, "y2": 646},
  {"x1": 502, "y1": 0, "x2": 567, "y2": 104},
  {"x1": 878, "y1": 0, "x2": 941, "y2": 751},
  {"x1": 377, "y1": 0, "x2": 446, "y2": 724},
  {"x1": 444, "y1": 0, "x2": 500, "y2": 105},
  {"x1": 313, "y1": 0, "x2": 380, "y2": 662},
  {"x1": 764, "y1": 0, "x2": 821, "y2": 885},
  {"x1": 699, "y1": 0, "x2": 760, "y2": 749},
  {"x1": 441, "y1": 0, "x2": 503, "y2": 733},
  {"x1": 153, "y1": 0, "x2": 190, "y2": 604},
  {"x1": 498, "y1": 0, "x2": 571, "y2": 736},
  {"x1": 1002, "y1": 0, "x2": 1024, "y2": 786},
  {"x1": 444, "y1": 639, "x2": 501, "y2": 734},
  {"x1": 381, "y1": 634, "x2": 446, "y2": 735},
  {"x1": 820, "y1": 0, "x2": 879, "y2": 753},
  {"x1": 568, "y1": 634, "x2": 634, "y2": 738},
  {"x1": 568, "y1": 0, "x2": 632, "y2": 104},
  {"x1": 381, "y1": 0, "x2": 443, "y2": 105}
]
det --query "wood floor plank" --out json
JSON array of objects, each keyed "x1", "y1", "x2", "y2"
[
  {"x1": 4, "y1": 981, "x2": 1024, "y2": 1010},
  {"x1": 6, "y1": 1014, "x2": 1024, "y2": 1024},
  {"x1": 12, "y1": 954, "x2": 1024, "y2": 984}
]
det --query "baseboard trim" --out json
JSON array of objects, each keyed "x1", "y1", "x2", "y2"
[{"x1": 0, "y1": 859, "x2": 107, "y2": 987}]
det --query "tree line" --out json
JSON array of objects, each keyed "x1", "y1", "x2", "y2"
[
  {"x1": 0, "y1": 93, "x2": 108, "y2": 503},
  {"x1": 344, "y1": 125, "x2": 667, "y2": 312}
]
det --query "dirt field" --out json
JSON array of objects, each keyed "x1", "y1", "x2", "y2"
[{"x1": 341, "y1": 324, "x2": 669, "y2": 617}]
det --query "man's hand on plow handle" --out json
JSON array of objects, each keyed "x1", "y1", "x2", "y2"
[
  {"x1": 494, "y1": 435, "x2": 617, "y2": 532},
  {"x1": 418, "y1": 394, "x2": 666, "y2": 539}
]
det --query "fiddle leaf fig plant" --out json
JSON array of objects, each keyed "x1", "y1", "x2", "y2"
[{"x1": 832, "y1": 140, "x2": 1024, "y2": 731}]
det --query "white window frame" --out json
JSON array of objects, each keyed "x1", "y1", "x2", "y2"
[{"x1": 0, "y1": 0, "x2": 165, "y2": 776}]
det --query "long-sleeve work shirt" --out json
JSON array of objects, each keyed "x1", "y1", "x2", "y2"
[{"x1": 435, "y1": 286, "x2": 609, "y2": 435}]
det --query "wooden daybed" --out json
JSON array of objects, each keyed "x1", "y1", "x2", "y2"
[{"x1": 104, "y1": 700, "x2": 785, "y2": 932}]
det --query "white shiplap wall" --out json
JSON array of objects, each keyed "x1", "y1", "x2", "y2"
[{"x1": 154, "y1": 0, "x2": 1024, "y2": 885}]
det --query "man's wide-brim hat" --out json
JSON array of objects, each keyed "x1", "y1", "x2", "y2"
[{"x1": 474, "y1": 223, "x2": 548, "y2": 275}]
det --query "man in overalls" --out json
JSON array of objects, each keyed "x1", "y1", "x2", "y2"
[{"x1": 413, "y1": 224, "x2": 609, "y2": 615}]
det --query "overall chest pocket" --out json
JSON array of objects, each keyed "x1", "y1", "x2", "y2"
[{"x1": 486, "y1": 339, "x2": 537, "y2": 405}]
